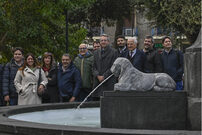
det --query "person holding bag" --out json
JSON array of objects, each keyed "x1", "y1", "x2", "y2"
[
  {"x1": 41, "y1": 52, "x2": 59, "y2": 103},
  {"x1": 14, "y1": 53, "x2": 48, "y2": 105}
]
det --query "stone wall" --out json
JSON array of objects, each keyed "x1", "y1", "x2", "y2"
[
  {"x1": 184, "y1": 28, "x2": 201, "y2": 130},
  {"x1": 101, "y1": 91, "x2": 187, "y2": 130}
]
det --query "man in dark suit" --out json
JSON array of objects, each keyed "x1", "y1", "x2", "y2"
[
  {"x1": 116, "y1": 35, "x2": 127, "y2": 57},
  {"x1": 93, "y1": 34, "x2": 118, "y2": 101},
  {"x1": 124, "y1": 37, "x2": 145, "y2": 72}
]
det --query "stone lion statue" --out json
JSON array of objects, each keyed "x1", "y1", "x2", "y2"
[{"x1": 111, "y1": 58, "x2": 176, "y2": 91}]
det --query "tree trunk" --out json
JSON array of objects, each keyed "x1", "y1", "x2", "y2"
[
  {"x1": 114, "y1": 19, "x2": 124, "y2": 48},
  {"x1": 136, "y1": 10, "x2": 153, "y2": 49}
]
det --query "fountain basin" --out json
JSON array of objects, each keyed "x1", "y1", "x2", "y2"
[
  {"x1": 0, "y1": 101, "x2": 200, "y2": 135},
  {"x1": 9, "y1": 107, "x2": 100, "y2": 127}
]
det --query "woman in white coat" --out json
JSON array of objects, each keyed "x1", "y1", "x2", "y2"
[{"x1": 14, "y1": 53, "x2": 48, "y2": 105}]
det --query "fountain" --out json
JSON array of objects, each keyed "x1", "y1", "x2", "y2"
[
  {"x1": 0, "y1": 29, "x2": 201, "y2": 135},
  {"x1": 77, "y1": 74, "x2": 114, "y2": 109},
  {"x1": 9, "y1": 107, "x2": 100, "y2": 127},
  {"x1": 0, "y1": 101, "x2": 200, "y2": 135}
]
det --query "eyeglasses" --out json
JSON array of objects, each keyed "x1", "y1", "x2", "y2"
[{"x1": 79, "y1": 48, "x2": 87, "y2": 50}]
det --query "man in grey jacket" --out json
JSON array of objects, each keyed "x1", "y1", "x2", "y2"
[{"x1": 92, "y1": 34, "x2": 118, "y2": 101}]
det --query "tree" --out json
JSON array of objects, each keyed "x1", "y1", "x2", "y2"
[
  {"x1": 0, "y1": 0, "x2": 200, "y2": 63},
  {"x1": 136, "y1": 0, "x2": 201, "y2": 44},
  {"x1": 68, "y1": 0, "x2": 132, "y2": 41},
  {"x1": 71, "y1": 0, "x2": 201, "y2": 45},
  {"x1": 0, "y1": 0, "x2": 93, "y2": 62}
]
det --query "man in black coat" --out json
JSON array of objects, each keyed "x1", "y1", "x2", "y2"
[
  {"x1": 116, "y1": 35, "x2": 127, "y2": 57},
  {"x1": 142, "y1": 35, "x2": 163, "y2": 73},
  {"x1": 93, "y1": 34, "x2": 118, "y2": 101},
  {"x1": 161, "y1": 36, "x2": 184, "y2": 90},
  {"x1": 123, "y1": 37, "x2": 145, "y2": 72}
]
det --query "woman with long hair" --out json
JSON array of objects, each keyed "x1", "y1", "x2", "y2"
[
  {"x1": 41, "y1": 52, "x2": 59, "y2": 103},
  {"x1": 14, "y1": 53, "x2": 48, "y2": 105}
]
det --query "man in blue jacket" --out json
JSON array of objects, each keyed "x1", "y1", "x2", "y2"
[
  {"x1": 0, "y1": 64, "x2": 4, "y2": 106},
  {"x1": 161, "y1": 36, "x2": 184, "y2": 90},
  {"x1": 3, "y1": 47, "x2": 24, "y2": 106},
  {"x1": 57, "y1": 53, "x2": 82, "y2": 102}
]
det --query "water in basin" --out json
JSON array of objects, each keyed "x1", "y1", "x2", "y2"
[{"x1": 9, "y1": 107, "x2": 100, "y2": 127}]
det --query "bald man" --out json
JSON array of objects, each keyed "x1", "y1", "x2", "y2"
[{"x1": 74, "y1": 43, "x2": 94, "y2": 101}]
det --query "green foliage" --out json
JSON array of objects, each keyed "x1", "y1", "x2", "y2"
[
  {"x1": 0, "y1": 0, "x2": 93, "y2": 62},
  {"x1": 140, "y1": 0, "x2": 201, "y2": 44},
  {"x1": 87, "y1": 0, "x2": 131, "y2": 26},
  {"x1": 0, "y1": 54, "x2": 8, "y2": 64},
  {"x1": 0, "y1": 0, "x2": 200, "y2": 63},
  {"x1": 67, "y1": 0, "x2": 131, "y2": 26},
  {"x1": 68, "y1": 0, "x2": 200, "y2": 45}
]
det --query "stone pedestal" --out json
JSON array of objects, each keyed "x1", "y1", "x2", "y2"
[
  {"x1": 184, "y1": 28, "x2": 201, "y2": 130},
  {"x1": 101, "y1": 91, "x2": 187, "y2": 130}
]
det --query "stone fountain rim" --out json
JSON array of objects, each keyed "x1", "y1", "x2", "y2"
[{"x1": 0, "y1": 101, "x2": 200, "y2": 135}]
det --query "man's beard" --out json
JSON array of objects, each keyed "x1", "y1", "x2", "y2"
[
  {"x1": 144, "y1": 45, "x2": 150, "y2": 50},
  {"x1": 145, "y1": 47, "x2": 149, "y2": 50},
  {"x1": 118, "y1": 45, "x2": 125, "y2": 49}
]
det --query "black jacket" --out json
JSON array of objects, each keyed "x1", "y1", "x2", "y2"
[
  {"x1": 142, "y1": 49, "x2": 163, "y2": 73},
  {"x1": 2, "y1": 59, "x2": 23, "y2": 97},
  {"x1": 93, "y1": 45, "x2": 118, "y2": 97},
  {"x1": 0, "y1": 64, "x2": 4, "y2": 105},
  {"x1": 123, "y1": 49, "x2": 146, "y2": 72},
  {"x1": 42, "y1": 65, "x2": 59, "y2": 103},
  {"x1": 118, "y1": 46, "x2": 127, "y2": 57},
  {"x1": 161, "y1": 49, "x2": 184, "y2": 82}
]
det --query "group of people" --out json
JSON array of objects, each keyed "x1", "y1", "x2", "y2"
[{"x1": 0, "y1": 34, "x2": 184, "y2": 106}]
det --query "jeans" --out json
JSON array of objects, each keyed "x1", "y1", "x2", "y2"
[
  {"x1": 176, "y1": 81, "x2": 183, "y2": 90},
  {"x1": 3, "y1": 97, "x2": 18, "y2": 106}
]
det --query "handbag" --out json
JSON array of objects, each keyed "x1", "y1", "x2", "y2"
[{"x1": 37, "y1": 68, "x2": 44, "y2": 97}]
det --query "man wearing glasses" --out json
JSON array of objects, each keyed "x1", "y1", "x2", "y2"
[
  {"x1": 74, "y1": 43, "x2": 94, "y2": 101},
  {"x1": 92, "y1": 34, "x2": 118, "y2": 101}
]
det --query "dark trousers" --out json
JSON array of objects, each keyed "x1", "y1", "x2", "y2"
[
  {"x1": 2, "y1": 96, "x2": 18, "y2": 106},
  {"x1": 60, "y1": 96, "x2": 72, "y2": 103},
  {"x1": 78, "y1": 88, "x2": 92, "y2": 102},
  {"x1": 9, "y1": 97, "x2": 18, "y2": 105},
  {"x1": 176, "y1": 80, "x2": 183, "y2": 90}
]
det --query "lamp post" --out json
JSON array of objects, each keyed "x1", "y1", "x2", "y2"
[
  {"x1": 65, "y1": 9, "x2": 68, "y2": 53},
  {"x1": 131, "y1": 8, "x2": 135, "y2": 37}
]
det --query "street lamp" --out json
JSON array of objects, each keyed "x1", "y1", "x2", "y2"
[{"x1": 65, "y1": 9, "x2": 68, "y2": 53}]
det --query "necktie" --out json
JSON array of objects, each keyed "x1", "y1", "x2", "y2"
[
  {"x1": 101, "y1": 49, "x2": 105, "y2": 55},
  {"x1": 130, "y1": 51, "x2": 133, "y2": 58}
]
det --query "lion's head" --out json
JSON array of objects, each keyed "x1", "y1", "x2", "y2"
[{"x1": 111, "y1": 58, "x2": 133, "y2": 78}]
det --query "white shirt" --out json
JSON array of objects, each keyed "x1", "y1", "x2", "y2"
[{"x1": 130, "y1": 49, "x2": 137, "y2": 58}]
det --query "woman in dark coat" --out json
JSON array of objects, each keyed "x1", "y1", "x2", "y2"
[{"x1": 41, "y1": 52, "x2": 59, "y2": 103}]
